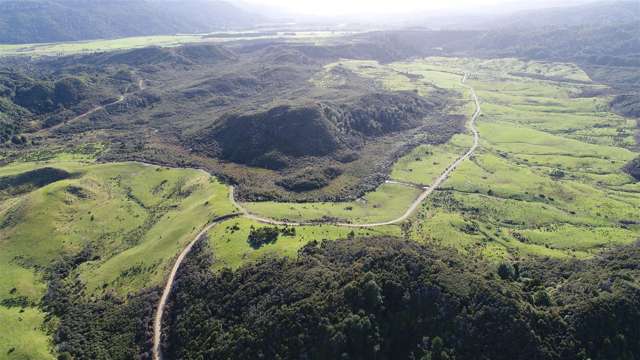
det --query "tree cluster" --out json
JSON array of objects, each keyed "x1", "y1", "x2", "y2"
[{"x1": 247, "y1": 225, "x2": 296, "y2": 249}]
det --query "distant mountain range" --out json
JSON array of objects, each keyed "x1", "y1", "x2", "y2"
[
  {"x1": 466, "y1": 1, "x2": 640, "y2": 68},
  {"x1": 370, "y1": 1, "x2": 640, "y2": 68},
  {"x1": 0, "y1": 0, "x2": 261, "y2": 44},
  {"x1": 1, "y1": 0, "x2": 637, "y2": 47},
  {"x1": 488, "y1": 0, "x2": 639, "y2": 29}
]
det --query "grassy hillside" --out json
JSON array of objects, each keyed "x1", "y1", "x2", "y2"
[
  {"x1": 0, "y1": 159, "x2": 236, "y2": 296},
  {"x1": 370, "y1": 57, "x2": 640, "y2": 260},
  {"x1": 0, "y1": 153, "x2": 236, "y2": 359}
]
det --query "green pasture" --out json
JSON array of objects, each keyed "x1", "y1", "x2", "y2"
[
  {"x1": 382, "y1": 57, "x2": 640, "y2": 260},
  {"x1": 243, "y1": 182, "x2": 421, "y2": 224},
  {"x1": 0, "y1": 306, "x2": 55, "y2": 360},
  {"x1": 1, "y1": 160, "x2": 236, "y2": 298},
  {"x1": 391, "y1": 134, "x2": 473, "y2": 185},
  {"x1": 0, "y1": 35, "x2": 202, "y2": 57},
  {"x1": 207, "y1": 217, "x2": 401, "y2": 271},
  {"x1": 0, "y1": 31, "x2": 354, "y2": 58}
]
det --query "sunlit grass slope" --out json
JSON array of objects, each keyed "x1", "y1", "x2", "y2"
[
  {"x1": 342, "y1": 57, "x2": 640, "y2": 260},
  {"x1": 207, "y1": 217, "x2": 401, "y2": 271},
  {"x1": 243, "y1": 183, "x2": 421, "y2": 224},
  {"x1": 0, "y1": 158, "x2": 236, "y2": 358}
]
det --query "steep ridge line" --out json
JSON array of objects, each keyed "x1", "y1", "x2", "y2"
[
  {"x1": 151, "y1": 73, "x2": 481, "y2": 357},
  {"x1": 231, "y1": 73, "x2": 481, "y2": 228},
  {"x1": 152, "y1": 213, "x2": 241, "y2": 360}
]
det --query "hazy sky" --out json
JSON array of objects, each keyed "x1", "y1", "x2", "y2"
[{"x1": 239, "y1": 0, "x2": 586, "y2": 16}]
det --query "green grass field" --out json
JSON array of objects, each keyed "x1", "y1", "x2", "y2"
[
  {"x1": 207, "y1": 217, "x2": 401, "y2": 271},
  {"x1": 0, "y1": 160, "x2": 236, "y2": 297},
  {"x1": 243, "y1": 182, "x2": 422, "y2": 224},
  {"x1": 0, "y1": 156, "x2": 237, "y2": 358},
  {"x1": 0, "y1": 35, "x2": 202, "y2": 57},
  {"x1": 391, "y1": 134, "x2": 473, "y2": 185},
  {"x1": 0, "y1": 31, "x2": 354, "y2": 58},
  {"x1": 377, "y1": 57, "x2": 640, "y2": 261},
  {"x1": 0, "y1": 307, "x2": 55, "y2": 360}
]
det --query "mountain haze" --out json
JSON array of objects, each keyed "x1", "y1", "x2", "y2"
[{"x1": 0, "y1": 0, "x2": 260, "y2": 44}]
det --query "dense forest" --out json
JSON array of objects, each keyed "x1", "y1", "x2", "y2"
[
  {"x1": 611, "y1": 94, "x2": 640, "y2": 118},
  {"x1": 625, "y1": 157, "x2": 640, "y2": 181},
  {"x1": 194, "y1": 90, "x2": 453, "y2": 171},
  {"x1": 164, "y1": 237, "x2": 640, "y2": 360}
]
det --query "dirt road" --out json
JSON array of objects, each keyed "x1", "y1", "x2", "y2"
[
  {"x1": 38, "y1": 79, "x2": 145, "y2": 134},
  {"x1": 151, "y1": 213, "x2": 240, "y2": 360}
]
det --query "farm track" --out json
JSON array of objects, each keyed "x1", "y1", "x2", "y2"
[
  {"x1": 152, "y1": 213, "x2": 240, "y2": 360},
  {"x1": 37, "y1": 79, "x2": 145, "y2": 134},
  {"x1": 152, "y1": 73, "x2": 481, "y2": 358}
]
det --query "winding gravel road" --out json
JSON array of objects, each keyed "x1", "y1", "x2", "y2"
[
  {"x1": 151, "y1": 73, "x2": 480, "y2": 359},
  {"x1": 152, "y1": 214, "x2": 240, "y2": 360}
]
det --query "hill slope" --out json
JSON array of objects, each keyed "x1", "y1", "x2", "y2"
[{"x1": 0, "y1": 0, "x2": 259, "y2": 44}]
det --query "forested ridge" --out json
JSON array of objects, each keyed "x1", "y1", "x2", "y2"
[
  {"x1": 195, "y1": 90, "x2": 452, "y2": 170},
  {"x1": 0, "y1": 66, "x2": 136, "y2": 142},
  {"x1": 164, "y1": 237, "x2": 640, "y2": 360}
]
